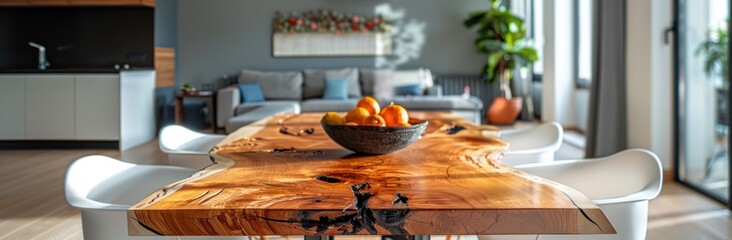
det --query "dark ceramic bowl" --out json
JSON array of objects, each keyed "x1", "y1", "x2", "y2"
[{"x1": 321, "y1": 119, "x2": 429, "y2": 154}]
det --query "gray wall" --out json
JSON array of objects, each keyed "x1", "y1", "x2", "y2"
[
  {"x1": 155, "y1": 0, "x2": 178, "y2": 48},
  {"x1": 178, "y1": 0, "x2": 487, "y2": 86},
  {"x1": 155, "y1": 0, "x2": 180, "y2": 131}
]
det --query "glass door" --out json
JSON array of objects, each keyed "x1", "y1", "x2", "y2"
[{"x1": 676, "y1": 0, "x2": 731, "y2": 203}]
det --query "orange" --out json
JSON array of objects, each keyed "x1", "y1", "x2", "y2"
[
  {"x1": 380, "y1": 103, "x2": 409, "y2": 126},
  {"x1": 345, "y1": 107, "x2": 371, "y2": 125},
  {"x1": 363, "y1": 115, "x2": 386, "y2": 126},
  {"x1": 321, "y1": 112, "x2": 345, "y2": 125},
  {"x1": 357, "y1": 96, "x2": 381, "y2": 115},
  {"x1": 344, "y1": 122, "x2": 358, "y2": 126}
]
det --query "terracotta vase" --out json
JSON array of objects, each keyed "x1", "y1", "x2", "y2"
[{"x1": 487, "y1": 97, "x2": 523, "y2": 124}]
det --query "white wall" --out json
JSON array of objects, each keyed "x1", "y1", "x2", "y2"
[
  {"x1": 625, "y1": 0, "x2": 674, "y2": 170},
  {"x1": 539, "y1": 0, "x2": 589, "y2": 132},
  {"x1": 574, "y1": 89, "x2": 589, "y2": 132},
  {"x1": 541, "y1": 0, "x2": 576, "y2": 127}
]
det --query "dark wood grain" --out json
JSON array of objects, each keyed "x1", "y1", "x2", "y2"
[{"x1": 129, "y1": 113, "x2": 615, "y2": 236}]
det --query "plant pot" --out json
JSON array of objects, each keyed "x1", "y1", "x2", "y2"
[
  {"x1": 487, "y1": 97, "x2": 523, "y2": 124},
  {"x1": 181, "y1": 88, "x2": 197, "y2": 95}
]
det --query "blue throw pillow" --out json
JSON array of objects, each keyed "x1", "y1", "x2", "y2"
[
  {"x1": 323, "y1": 79, "x2": 348, "y2": 99},
  {"x1": 394, "y1": 84, "x2": 422, "y2": 96},
  {"x1": 237, "y1": 83, "x2": 265, "y2": 103}
]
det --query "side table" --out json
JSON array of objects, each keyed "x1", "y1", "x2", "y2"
[{"x1": 175, "y1": 91, "x2": 219, "y2": 132}]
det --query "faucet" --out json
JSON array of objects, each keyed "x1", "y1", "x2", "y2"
[{"x1": 28, "y1": 42, "x2": 50, "y2": 70}]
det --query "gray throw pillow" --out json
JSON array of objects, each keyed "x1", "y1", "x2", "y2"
[
  {"x1": 303, "y1": 68, "x2": 361, "y2": 99},
  {"x1": 359, "y1": 69, "x2": 393, "y2": 97},
  {"x1": 238, "y1": 69, "x2": 303, "y2": 100}
]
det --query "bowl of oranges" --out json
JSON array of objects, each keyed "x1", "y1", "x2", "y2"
[{"x1": 321, "y1": 96, "x2": 428, "y2": 154}]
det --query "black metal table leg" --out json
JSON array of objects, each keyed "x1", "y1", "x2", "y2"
[
  {"x1": 304, "y1": 236, "x2": 333, "y2": 240},
  {"x1": 382, "y1": 235, "x2": 430, "y2": 240}
]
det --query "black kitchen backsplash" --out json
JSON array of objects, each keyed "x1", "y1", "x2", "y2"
[{"x1": 0, "y1": 7, "x2": 154, "y2": 70}]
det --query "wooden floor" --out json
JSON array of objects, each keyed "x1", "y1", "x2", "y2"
[
  {"x1": 0, "y1": 140, "x2": 730, "y2": 239},
  {"x1": 0, "y1": 141, "x2": 167, "y2": 240}
]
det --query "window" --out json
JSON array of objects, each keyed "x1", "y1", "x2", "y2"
[
  {"x1": 575, "y1": 0, "x2": 593, "y2": 88},
  {"x1": 676, "y1": 0, "x2": 730, "y2": 204},
  {"x1": 531, "y1": 0, "x2": 544, "y2": 81}
]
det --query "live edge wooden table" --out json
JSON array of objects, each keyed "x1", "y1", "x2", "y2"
[{"x1": 128, "y1": 112, "x2": 615, "y2": 237}]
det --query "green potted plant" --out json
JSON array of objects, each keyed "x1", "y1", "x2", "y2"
[
  {"x1": 696, "y1": 22, "x2": 729, "y2": 125},
  {"x1": 696, "y1": 23, "x2": 729, "y2": 87},
  {"x1": 180, "y1": 83, "x2": 197, "y2": 95},
  {"x1": 464, "y1": 0, "x2": 538, "y2": 124}
]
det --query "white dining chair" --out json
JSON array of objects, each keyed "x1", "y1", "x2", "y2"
[
  {"x1": 65, "y1": 155, "x2": 248, "y2": 240},
  {"x1": 159, "y1": 125, "x2": 226, "y2": 169},
  {"x1": 478, "y1": 149, "x2": 663, "y2": 240},
  {"x1": 497, "y1": 122, "x2": 563, "y2": 166},
  {"x1": 64, "y1": 155, "x2": 178, "y2": 239}
]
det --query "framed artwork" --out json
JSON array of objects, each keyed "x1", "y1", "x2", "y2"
[{"x1": 272, "y1": 10, "x2": 393, "y2": 57}]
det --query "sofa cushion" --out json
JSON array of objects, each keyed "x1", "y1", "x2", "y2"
[
  {"x1": 300, "y1": 99, "x2": 359, "y2": 112},
  {"x1": 303, "y1": 68, "x2": 360, "y2": 99},
  {"x1": 237, "y1": 83, "x2": 265, "y2": 103},
  {"x1": 359, "y1": 69, "x2": 392, "y2": 97},
  {"x1": 323, "y1": 79, "x2": 349, "y2": 100},
  {"x1": 372, "y1": 68, "x2": 434, "y2": 100},
  {"x1": 234, "y1": 100, "x2": 301, "y2": 116},
  {"x1": 394, "y1": 84, "x2": 423, "y2": 96},
  {"x1": 238, "y1": 69, "x2": 303, "y2": 100},
  {"x1": 387, "y1": 96, "x2": 483, "y2": 111},
  {"x1": 227, "y1": 101, "x2": 301, "y2": 133}
]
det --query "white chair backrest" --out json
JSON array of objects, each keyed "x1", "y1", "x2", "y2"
[
  {"x1": 65, "y1": 155, "x2": 197, "y2": 210},
  {"x1": 159, "y1": 125, "x2": 208, "y2": 152},
  {"x1": 65, "y1": 155, "x2": 137, "y2": 210},
  {"x1": 515, "y1": 148, "x2": 663, "y2": 203},
  {"x1": 64, "y1": 156, "x2": 245, "y2": 240},
  {"x1": 499, "y1": 122, "x2": 563, "y2": 154},
  {"x1": 478, "y1": 149, "x2": 663, "y2": 240}
]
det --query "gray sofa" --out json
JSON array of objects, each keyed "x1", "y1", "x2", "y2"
[{"x1": 217, "y1": 68, "x2": 483, "y2": 133}]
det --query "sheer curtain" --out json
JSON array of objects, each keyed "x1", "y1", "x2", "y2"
[{"x1": 585, "y1": 0, "x2": 628, "y2": 157}]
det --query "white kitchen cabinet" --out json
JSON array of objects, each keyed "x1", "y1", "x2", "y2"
[
  {"x1": 0, "y1": 75, "x2": 26, "y2": 139},
  {"x1": 119, "y1": 71, "x2": 156, "y2": 150},
  {"x1": 25, "y1": 75, "x2": 75, "y2": 139},
  {"x1": 0, "y1": 72, "x2": 154, "y2": 149},
  {"x1": 74, "y1": 75, "x2": 120, "y2": 140}
]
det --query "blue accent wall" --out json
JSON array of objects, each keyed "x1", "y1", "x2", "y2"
[
  {"x1": 177, "y1": 0, "x2": 488, "y2": 87},
  {"x1": 155, "y1": 0, "x2": 178, "y2": 48},
  {"x1": 155, "y1": 0, "x2": 179, "y2": 131}
]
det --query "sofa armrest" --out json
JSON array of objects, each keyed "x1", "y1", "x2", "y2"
[
  {"x1": 426, "y1": 85, "x2": 443, "y2": 97},
  {"x1": 217, "y1": 87, "x2": 240, "y2": 128}
]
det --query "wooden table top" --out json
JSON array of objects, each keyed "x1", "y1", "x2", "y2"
[{"x1": 128, "y1": 112, "x2": 614, "y2": 236}]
